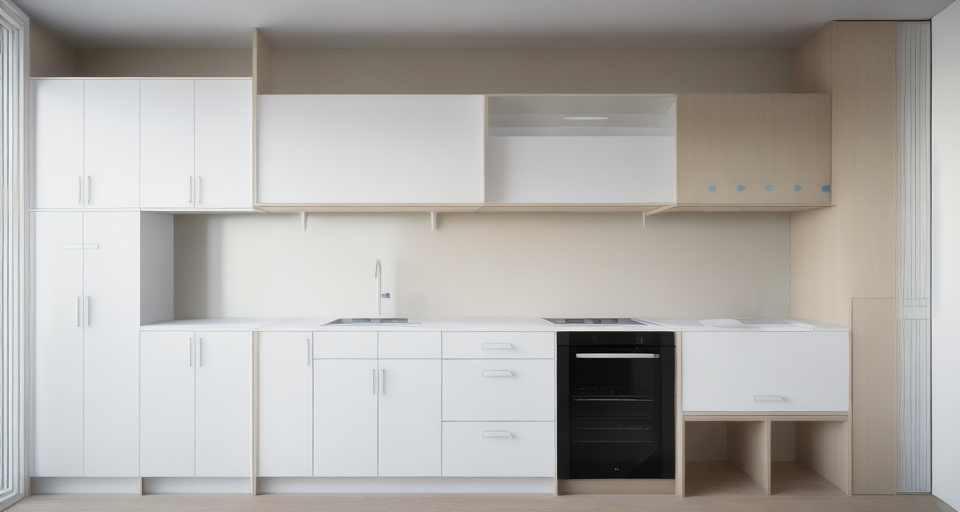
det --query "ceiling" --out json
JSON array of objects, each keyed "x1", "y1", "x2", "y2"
[{"x1": 13, "y1": 0, "x2": 956, "y2": 50}]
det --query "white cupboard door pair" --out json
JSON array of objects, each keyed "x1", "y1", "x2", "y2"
[
  {"x1": 140, "y1": 79, "x2": 252, "y2": 210},
  {"x1": 32, "y1": 80, "x2": 140, "y2": 209},
  {"x1": 313, "y1": 359, "x2": 441, "y2": 477},
  {"x1": 140, "y1": 331, "x2": 251, "y2": 477},
  {"x1": 31, "y1": 212, "x2": 141, "y2": 477},
  {"x1": 258, "y1": 332, "x2": 314, "y2": 477}
]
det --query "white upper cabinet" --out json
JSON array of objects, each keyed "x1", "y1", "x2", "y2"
[
  {"x1": 484, "y1": 95, "x2": 677, "y2": 210},
  {"x1": 141, "y1": 79, "x2": 252, "y2": 210},
  {"x1": 32, "y1": 79, "x2": 140, "y2": 209},
  {"x1": 256, "y1": 94, "x2": 484, "y2": 208}
]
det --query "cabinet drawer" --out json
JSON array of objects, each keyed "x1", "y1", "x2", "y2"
[
  {"x1": 681, "y1": 331, "x2": 849, "y2": 412},
  {"x1": 442, "y1": 422, "x2": 555, "y2": 477},
  {"x1": 442, "y1": 359, "x2": 554, "y2": 421},
  {"x1": 379, "y1": 331, "x2": 441, "y2": 359},
  {"x1": 313, "y1": 332, "x2": 377, "y2": 359},
  {"x1": 442, "y1": 332, "x2": 554, "y2": 359}
]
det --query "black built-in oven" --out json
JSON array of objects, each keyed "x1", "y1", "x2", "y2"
[{"x1": 557, "y1": 331, "x2": 675, "y2": 479}]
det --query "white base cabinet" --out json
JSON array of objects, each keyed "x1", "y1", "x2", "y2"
[
  {"x1": 441, "y1": 422, "x2": 556, "y2": 477},
  {"x1": 140, "y1": 331, "x2": 251, "y2": 477},
  {"x1": 258, "y1": 332, "x2": 314, "y2": 477}
]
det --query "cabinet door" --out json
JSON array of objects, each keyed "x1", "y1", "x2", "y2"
[
  {"x1": 140, "y1": 331, "x2": 196, "y2": 477},
  {"x1": 82, "y1": 212, "x2": 141, "y2": 476},
  {"x1": 140, "y1": 80, "x2": 195, "y2": 209},
  {"x1": 31, "y1": 80, "x2": 84, "y2": 209},
  {"x1": 257, "y1": 94, "x2": 483, "y2": 205},
  {"x1": 314, "y1": 359, "x2": 378, "y2": 476},
  {"x1": 378, "y1": 359, "x2": 441, "y2": 477},
  {"x1": 31, "y1": 212, "x2": 84, "y2": 476},
  {"x1": 195, "y1": 332, "x2": 251, "y2": 477},
  {"x1": 258, "y1": 332, "x2": 314, "y2": 477},
  {"x1": 194, "y1": 79, "x2": 252, "y2": 210},
  {"x1": 84, "y1": 80, "x2": 140, "y2": 208},
  {"x1": 442, "y1": 359, "x2": 555, "y2": 421}
]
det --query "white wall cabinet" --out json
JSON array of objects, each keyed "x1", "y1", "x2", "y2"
[
  {"x1": 256, "y1": 94, "x2": 484, "y2": 209},
  {"x1": 31, "y1": 79, "x2": 140, "y2": 209},
  {"x1": 140, "y1": 331, "x2": 251, "y2": 477},
  {"x1": 258, "y1": 332, "x2": 314, "y2": 477},
  {"x1": 140, "y1": 79, "x2": 253, "y2": 210},
  {"x1": 681, "y1": 331, "x2": 849, "y2": 412},
  {"x1": 31, "y1": 212, "x2": 142, "y2": 477},
  {"x1": 312, "y1": 331, "x2": 441, "y2": 477}
]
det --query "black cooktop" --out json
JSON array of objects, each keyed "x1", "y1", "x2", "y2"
[{"x1": 545, "y1": 318, "x2": 650, "y2": 325}]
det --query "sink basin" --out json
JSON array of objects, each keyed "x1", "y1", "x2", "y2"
[{"x1": 324, "y1": 318, "x2": 423, "y2": 326}]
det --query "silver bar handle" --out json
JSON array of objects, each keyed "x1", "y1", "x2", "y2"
[
  {"x1": 196, "y1": 338, "x2": 202, "y2": 367},
  {"x1": 576, "y1": 353, "x2": 659, "y2": 359},
  {"x1": 754, "y1": 395, "x2": 784, "y2": 402},
  {"x1": 188, "y1": 338, "x2": 194, "y2": 367},
  {"x1": 379, "y1": 369, "x2": 385, "y2": 395},
  {"x1": 372, "y1": 369, "x2": 377, "y2": 395},
  {"x1": 78, "y1": 177, "x2": 83, "y2": 203},
  {"x1": 189, "y1": 176, "x2": 194, "y2": 204},
  {"x1": 482, "y1": 343, "x2": 514, "y2": 350},
  {"x1": 482, "y1": 370, "x2": 513, "y2": 377},
  {"x1": 75, "y1": 297, "x2": 81, "y2": 327},
  {"x1": 85, "y1": 176, "x2": 91, "y2": 204},
  {"x1": 195, "y1": 176, "x2": 201, "y2": 205},
  {"x1": 306, "y1": 338, "x2": 312, "y2": 366},
  {"x1": 84, "y1": 297, "x2": 90, "y2": 326},
  {"x1": 483, "y1": 431, "x2": 513, "y2": 439}
]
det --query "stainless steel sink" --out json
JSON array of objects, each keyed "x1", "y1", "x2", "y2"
[{"x1": 324, "y1": 318, "x2": 423, "y2": 326}]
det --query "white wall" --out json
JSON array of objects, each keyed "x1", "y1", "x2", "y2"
[
  {"x1": 932, "y1": 2, "x2": 960, "y2": 508},
  {"x1": 173, "y1": 211, "x2": 791, "y2": 319}
]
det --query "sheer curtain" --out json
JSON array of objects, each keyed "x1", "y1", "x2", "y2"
[{"x1": 0, "y1": 0, "x2": 26, "y2": 510}]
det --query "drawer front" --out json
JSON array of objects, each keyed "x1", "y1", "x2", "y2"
[
  {"x1": 681, "y1": 331, "x2": 849, "y2": 412},
  {"x1": 442, "y1": 331, "x2": 554, "y2": 359},
  {"x1": 442, "y1": 359, "x2": 554, "y2": 421},
  {"x1": 313, "y1": 331, "x2": 378, "y2": 359},
  {"x1": 442, "y1": 421, "x2": 555, "y2": 477},
  {"x1": 379, "y1": 331, "x2": 441, "y2": 359}
]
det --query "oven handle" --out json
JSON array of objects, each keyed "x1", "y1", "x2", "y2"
[{"x1": 575, "y1": 353, "x2": 659, "y2": 359}]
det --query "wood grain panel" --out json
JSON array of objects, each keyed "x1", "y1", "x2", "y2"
[
  {"x1": 791, "y1": 23, "x2": 834, "y2": 94},
  {"x1": 795, "y1": 420, "x2": 851, "y2": 494},
  {"x1": 851, "y1": 298, "x2": 898, "y2": 494},
  {"x1": 791, "y1": 207, "x2": 847, "y2": 326},
  {"x1": 254, "y1": 29, "x2": 272, "y2": 95},
  {"x1": 728, "y1": 421, "x2": 771, "y2": 495}
]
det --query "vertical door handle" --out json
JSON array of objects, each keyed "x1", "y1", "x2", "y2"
[
  {"x1": 188, "y1": 338, "x2": 194, "y2": 367},
  {"x1": 196, "y1": 338, "x2": 202, "y2": 367},
  {"x1": 84, "y1": 297, "x2": 90, "y2": 325},
  {"x1": 306, "y1": 338, "x2": 312, "y2": 366},
  {"x1": 372, "y1": 369, "x2": 377, "y2": 395},
  {"x1": 78, "y1": 177, "x2": 83, "y2": 204},
  {"x1": 85, "y1": 176, "x2": 91, "y2": 204},
  {"x1": 379, "y1": 369, "x2": 385, "y2": 395},
  {"x1": 189, "y1": 176, "x2": 194, "y2": 205},
  {"x1": 74, "y1": 297, "x2": 81, "y2": 327},
  {"x1": 195, "y1": 176, "x2": 201, "y2": 205}
]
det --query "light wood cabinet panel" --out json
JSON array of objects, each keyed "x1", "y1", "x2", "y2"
[{"x1": 676, "y1": 94, "x2": 831, "y2": 207}]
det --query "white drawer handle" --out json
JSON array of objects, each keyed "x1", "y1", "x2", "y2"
[
  {"x1": 754, "y1": 395, "x2": 784, "y2": 402},
  {"x1": 482, "y1": 343, "x2": 514, "y2": 350},
  {"x1": 483, "y1": 431, "x2": 513, "y2": 439},
  {"x1": 482, "y1": 370, "x2": 513, "y2": 377}
]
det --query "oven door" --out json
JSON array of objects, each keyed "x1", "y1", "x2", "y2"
[{"x1": 558, "y1": 341, "x2": 673, "y2": 479}]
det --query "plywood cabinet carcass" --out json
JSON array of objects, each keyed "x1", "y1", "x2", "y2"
[
  {"x1": 31, "y1": 212, "x2": 146, "y2": 477},
  {"x1": 31, "y1": 79, "x2": 140, "y2": 209},
  {"x1": 675, "y1": 94, "x2": 832, "y2": 210},
  {"x1": 256, "y1": 94, "x2": 484, "y2": 210},
  {"x1": 140, "y1": 79, "x2": 253, "y2": 210},
  {"x1": 140, "y1": 331, "x2": 251, "y2": 477}
]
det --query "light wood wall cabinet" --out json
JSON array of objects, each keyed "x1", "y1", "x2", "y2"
[
  {"x1": 674, "y1": 94, "x2": 832, "y2": 211},
  {"x1": 32, "y1": 212, "x2": 168, "y2": 477},
  {"x1": 140, "y1": 79, "x2": 253, "y2": 211},
  {"x1": 140, "y1": 331, "x2": 252, "y2": 477},
  {"x1": 31, "y1": 79, "x2": 140, "y2": 209},
  {"x1": 256, "y1": 95, "x2": 484, "y2": 211},
  {"x1": 484, "y1": 95, "x2": 676, "y2": 212}
]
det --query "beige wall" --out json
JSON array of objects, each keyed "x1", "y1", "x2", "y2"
[
  {"x1": 76, "y1": 49, "x2": 252, "y2": 77},
  {"x1": 174, "y1": 211, "x2": 791, "y2": 319},
  {"x1": 30, "y1": 21, "x2": 76, "y2": 77},
  {"x1": 270, "y1": 48, "x2": 791, "y2": 94}
]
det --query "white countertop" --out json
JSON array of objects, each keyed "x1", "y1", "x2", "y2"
[{"x1": 140, "y1": 317, "x2": 278, "y2": 331}]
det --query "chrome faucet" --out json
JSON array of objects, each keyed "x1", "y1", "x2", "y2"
[{"x1": 374, "y1": 259, "x2": 391, "y2": 315}]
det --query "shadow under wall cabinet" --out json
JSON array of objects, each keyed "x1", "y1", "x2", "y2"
[
  {"x1": 140, "y1": 331, "x2": 251, "y2": 477},
  {"x1": 256, "y1": 95, "x2": 484, "y2": 211},
  {"x1": 679, "y1": 330, "x2": 851, "y2": 496},
  {"x1": 483, "y1": 95, "x2": 677, "y2": 212},
  {"x1": 31, "y1": 212, "x2": 166, "y2": 477},
  {"x1": 31, "y1": 80, "x2": 140, "y2": 209},
  {"x1": 139, "y1": 79, "x2": 253, "y2": 211},
  {"x1": 673, "y1": 94, "x2": 832, "y2": 211}
]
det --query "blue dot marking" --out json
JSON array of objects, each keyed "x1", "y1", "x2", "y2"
[
  {"x1": 822, "y1": 185, "x2": 831, "y2": 192},
  {"x1": 764, "y1": 185, "x2": 773, "y2": 192},
  {"x1": 737, "y1": 185, "x2": 746, "y2": 192},
  {"x1": 794, "y1": 185, "x2": 803, "y2": 192},
  {"x1": 708, "y1": 185, "x2": 717, "y2": 193}
]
